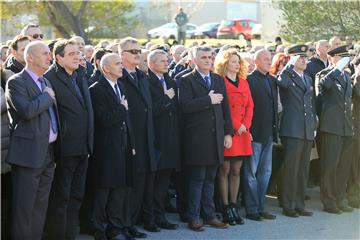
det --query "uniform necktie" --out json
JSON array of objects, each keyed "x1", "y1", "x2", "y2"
[
  {"x1": 301, "y1": 75, "x2": 308, "y2": 88},
  {"x1": 204, "y1": 75, "x2": 211, "y2": 89},
  {"x1": 70, "y1": 75, "x2": 84, "y2": 104},
  {"x1": 38, "y1": 77, "x2": 58, "y2": 134}
]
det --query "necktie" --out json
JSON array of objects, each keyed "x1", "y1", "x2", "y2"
[
  {"x1": 204, "y1": 76, "x2": 211, "y2": 89},
  {"x1": 114, "y1": 83, "x2": 121, "y2": 103},
  {"x1": 301, "y1": 75, "x2": 308, "y2": 88},
  {"x1": 160, "y1": 77, "x2": 166, "y2": 91},
  {"x1": 264, "y1": 76, "x2": 272, "y2": 95},
  {"x1": 38, "y1": 77, "x2": 58, "y2": 134},
  {"x1": 70, "y1": 76, "x2": 84, "y2": 104},
  {"x1": 130, "y1": 72, "x2": 139, "y2": 87}
]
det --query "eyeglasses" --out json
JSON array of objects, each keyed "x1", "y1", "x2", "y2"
[
  {"x1": 123, "y1": 49, "x2": 141, "y2": 55},
  {"x1": 32, "y1": 34, "x2": 44, "y2": 40}
]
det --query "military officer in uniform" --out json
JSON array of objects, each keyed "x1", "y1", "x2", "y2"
[
  {"x1": 277, "y1": 45, "x2": 316, "y2": 217},
  {"x1": 315, "y1": 45, "x2": 354, "y2": 214}
]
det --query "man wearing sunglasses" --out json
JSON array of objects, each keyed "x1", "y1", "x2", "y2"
[
  {"x1": 20, "y1": 23, "x2": 44, "y2": 41},
  {"x1": 118, "y1": 37, "x2": 156, "y2": 239}
]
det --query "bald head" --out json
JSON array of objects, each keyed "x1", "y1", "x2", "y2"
[
  {"x1": 254, "y1": 49, "x2": 272, "y2": 74},
  {"x1": 70, "y1": 36, "x2": 85, "y2": 53},
  {"x1": 100, "y1": 53, "x2": 123, "y2": 81},
  {"x1": 24, "y1": 41, "x2": 51, "y2": 75}
]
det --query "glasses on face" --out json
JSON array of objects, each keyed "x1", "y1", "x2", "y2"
[
  {"x1": 123, "y1": 49, "x2": 141, "y2": 55},
  {"x1": 32, "y1": 34, "x2": 44, "y2": 40}
]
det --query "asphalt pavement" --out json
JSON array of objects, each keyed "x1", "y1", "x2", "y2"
[{"x1": 78, "y1": 187, "x2": 360, "y2": 240}]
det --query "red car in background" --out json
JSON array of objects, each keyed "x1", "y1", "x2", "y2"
[{"x1": 217, "y1": 19, "x2": 257, "y2": 40}]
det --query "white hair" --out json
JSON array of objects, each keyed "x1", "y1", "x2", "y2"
[
  {"x1": 147, "y1": 49, "x2": 167, "y2": 64},
  {"x1": 99, "y1": 53, "x2": 119, "y2": 72}
]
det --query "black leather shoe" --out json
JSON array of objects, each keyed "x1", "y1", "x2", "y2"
[
  {"x1": 109, "y1": 232, "x2": 130, "y2": 240},
  {"x1": 246, "y1": 213, "x2": 263, "y2": 221},
  {"x1": 121, "y1": 228, "x2": 136, "y2": 240},
  {"x1": 230, "y1": 204, "x2": 244, "y2": 225},
  {"x1": 179, "y1": 213, "x2": 189, "y2": 223},
  {"x1": 126, "y1": 227, "x2": 147, "y2": 238},
  {"x1": 338, "y1": 205, "x2": 353, "y2": 212},
  {"x1": 305, "y1": 195, "x2": 311, "y2": 200},
  {"x1": 222, "y1": 205, "x2": 236, "y2": 226},
  {"x1": 259, "y1": 211, "x2": 276, "y2": 220},
  {"x1": 143, "y1": 222, "x2": 161, "y2": 232},
  {"x1": 295, "y1": 209, "x2": 313, "y2": 216},
  {"x1": 156, "y1": 220, "x2": 178, "y2": 230},
  {"x1": 282, "y1": 209, "x2": 299, "y2": 218},
  {"x1": 323, "y1": 207, "x2": 342, "y2": 214}
]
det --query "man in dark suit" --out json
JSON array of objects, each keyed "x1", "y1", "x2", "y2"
[
  {"x1": 179, "y1": 46, "x2": 233, "y2": 231},
  {"x1": 316, "y1": 45, "x2": 355, "y2": 214},
  {"x1": 146, "y1": 50, "x2": 180, "y2": 231},
  {"x1": 89, "y1": 53, "x2": 136, "y2": 240},
  {"x1": 5, "y1": 41, "x2": 59, "y2": 240},
  {"x1": 118, "y1": 37, "x2": 156, "y2": 238},
  {"x1": 44, "y1": 39, "x2": 94, "y2": 240},
  {"x1": 277, "y1": 45, "x2": 316, "y2": 217},
  {"x1": 304, "y1": 40, "x2": 330, "y2": 187},
  {"x1": 244, "y1": 49, "x2": 278, "y2": 221}
]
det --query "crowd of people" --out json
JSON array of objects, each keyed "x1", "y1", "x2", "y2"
[{"x1": 1, "y1": 23, "x2": 359, "y2": 240}]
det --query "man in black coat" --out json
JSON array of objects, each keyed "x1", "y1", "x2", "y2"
[
  {"x1": 145, "y1": 49, "x2": 181, "y2": 231},
  {"x1": 316, "y1": 45, "x2": 355, "y2": 214},
  {"x1": 277, "y1": 45, "x2": 316, "y2": 218},
  {"x1": 179, "y1": 46, "x2": 233, "y2": 231},
  {"x1": 44, "y1": 39, "x2": 94, "y2": 240},
  {"x1": 304, "y1": 40, "x2": 330, "y2": 187},
  {"x1": 5, "y1": 35, "x2": 30, "y2": 75},
  {"x1": 5, "y1": 41, "x2": 59, "y2": 240},
  {"x1": 244, "y1": 49, "x2": 278, "y2": 221},
  {"x1": 89, "y1": 53, "x2": 136, "y2": 240},
  {"x1": 118, "y1": 37, "x2": 156, "y2": 238}
]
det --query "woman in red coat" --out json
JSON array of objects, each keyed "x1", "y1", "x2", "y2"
[{"x1": 214, "y1": 48, "x2": 254, "y2": 226}]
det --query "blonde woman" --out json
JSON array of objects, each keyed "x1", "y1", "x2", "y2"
[{"x1": 214, "y1": 49, "x2": 254, "y2": 225}]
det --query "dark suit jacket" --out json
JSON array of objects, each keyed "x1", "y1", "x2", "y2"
[
  {"x1": 45, "y1": 62, "x2": 94, "y2": 157},
  {"x1": 178, "y1": 69, "x2": 233, "y2": 166},
  {"x1": 5, "y1": 69, "x2": 60, "y2": 168},
  {"x1": 89, "y1": 76, "x2": 135, "y2": 188},
  {"x1": 305, "y1": 55, "x2": 327, "y2": 86},
  {"x1": 248, "y1": 70, "x2": 278, "y2": 144},
  {"x1": 277, "y1": 66, "x2": 316, "y2": 140},
  {"x1": 148, "y1": 70, "x2": 180, "y2": 171},
  {"x1": 352, "y1": 74, "x2": 360, "y2": 139},
  {"x1": 119, "y1": 68, "x2": 156, "y2": 172},
  {"x1": 316, "y1": 67, "x2": 354, "y2": 137}
]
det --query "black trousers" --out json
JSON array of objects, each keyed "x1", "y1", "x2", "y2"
[
  {"x1": 45, "y1": 155, "x2": 88, "y2": 240},
  {"x1": 127, "y1": 171, "x2": 152, "y2": 226},
  {"x1": 12, "y1": 144, "x2": 55, "y2": 240},
  {"x1": 280, "y1": 137, "x2": 312, "y2": 211},
  {"x1": 93, "y1": 187, "x2": 129, "y2": 239},
  {"x1": 143, "y1": 169, "x2": 173, "y2": 224},
  {"x1": 348, "y1": 138, "x2": 360, "y2": 204},
  {"x1": 320, "y1": 133, "x2": 353, "y2": 209}
]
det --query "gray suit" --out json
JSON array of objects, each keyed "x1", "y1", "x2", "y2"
[
  {"x1": 5, "y1": 69, "x2": 59, "y2": 240},
  {"x1": 277, "y1": 66, "x2": 316, "y2": 211}
]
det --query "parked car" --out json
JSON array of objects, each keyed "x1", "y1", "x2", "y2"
[
  {"x1": 188, "y1": 22, "x2": 220, "y2": 39},
  {"x1": 216, "y1": 19, "x2": 257, "y2": 40},
  {"x1": 251, "y1": 23, "x2": 262, "y2": 39},
  {"x1": 147, "y1": 23, "x2": 198, "y2": 39}
]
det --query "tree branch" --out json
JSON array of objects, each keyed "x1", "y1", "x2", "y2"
[{"x1": 77, "y1": 0, "x2": 88, "y2": 18}]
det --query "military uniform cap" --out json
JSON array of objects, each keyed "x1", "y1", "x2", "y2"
[
  {"x1": 327, "y1": 45, "x2": 349, "y2": 57},
  {"x1": 287, "y1": 44, "x2": 308, "y2": 56}
]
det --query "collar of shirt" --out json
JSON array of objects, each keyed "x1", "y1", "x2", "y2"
[
  {"x1": 293, "y1": 69, "x2": 304, "y2": 79},
  {"x1": 125, "y1": 68, "x2": 136, "y2": 76},
  {"x1": 25, "y1": 67, "x2": 42, "y2": 90},
  {"x1": 105, "y1": 77, "x2": 118, "y2": 93},
  {"x1": 197, "y1": 70, "x2": 210, "y2": 80}
]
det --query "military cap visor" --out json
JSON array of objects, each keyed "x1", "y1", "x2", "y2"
[
  {"x1": 327, "y1": 45, "x2": 350, "y2": 57},
  {"x1": 287, "y1": 44, "x2": 308, "y2": 56}
]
